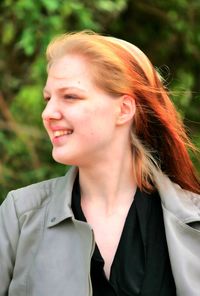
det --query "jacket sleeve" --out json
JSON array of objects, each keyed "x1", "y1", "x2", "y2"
[{"x1": 0, "y1": 192, "x2": 20, "y2": 296}]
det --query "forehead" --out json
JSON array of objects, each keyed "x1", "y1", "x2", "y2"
[{"x1": 45, "y1": 55, "x2": 93, "y2": 90}]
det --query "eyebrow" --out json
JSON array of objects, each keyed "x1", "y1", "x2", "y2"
[{"x1": 43, "y1": 87, "x2": 86, "y2": 94}]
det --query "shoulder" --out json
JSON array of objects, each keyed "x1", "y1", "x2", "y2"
[{"x1": 2, "y1": 175, "x2": 66, "y2": 218}]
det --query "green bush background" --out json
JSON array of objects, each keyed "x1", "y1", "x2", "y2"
[{"x1": 0, "y1": 0, "x2": 200, "y2": 202}]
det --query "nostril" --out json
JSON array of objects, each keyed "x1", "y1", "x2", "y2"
[
  {"x1": 41, "y1": 110, "x2": 48, "y2": 120},
  {"x1": 42, "y1": 110, "x2": 62, "y2": 121}
]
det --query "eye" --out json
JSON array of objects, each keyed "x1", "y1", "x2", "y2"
[
  {"x1": 63, "y1": 94, "x2": 79, "y2": 100},
  {"x1": 44, "y1": 96, "x2": 50, "y2": 102}
]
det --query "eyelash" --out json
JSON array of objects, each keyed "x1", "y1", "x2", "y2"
[
  {"x1": 43, "y1": 94, "x2": 78, "y2": 102},
  {"x1": 44, "y1": 97, "x2": 50, "y2": 102},
  {"x1": 63, "y1": 94, "x2": 78, "y2": 100}
]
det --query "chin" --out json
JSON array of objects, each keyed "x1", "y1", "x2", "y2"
[
  {"x1": 52, "y1": 146, "x2": 94, "y2": 167},
  {"x1": 52, "y1": 150, "x2": 80, "y2": 166}
]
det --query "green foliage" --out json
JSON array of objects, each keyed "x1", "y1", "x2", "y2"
[{"x1": 0, "y1": 0, "x2": 199, "y2": 203}]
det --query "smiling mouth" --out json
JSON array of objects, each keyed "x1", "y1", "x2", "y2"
[{"x1": 53, "y1": 130, "x2": 73, "y2": 138}]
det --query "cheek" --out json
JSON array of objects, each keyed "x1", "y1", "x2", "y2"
[
  {"x1": 78, "y1": 109, "x2": 115, "y2": 142},
  {"x1": 69, "y1": 102, "x2": 116, "y2": 137},
  {"x1": 76, "y1": 116, "x2": 98, "y2": 138}
]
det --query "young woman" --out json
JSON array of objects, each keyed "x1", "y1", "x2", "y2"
[{"x1": 0, "y1": 31, "x2": 200, "y2": 296}]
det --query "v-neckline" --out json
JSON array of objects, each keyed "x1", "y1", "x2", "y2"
[{"x1": 72, "y1": 174, "x2": 141, "y2": 282}]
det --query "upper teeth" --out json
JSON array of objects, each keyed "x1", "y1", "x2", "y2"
[{"x1": 54, "y1": 130, "x2": 72, "y2": 137}]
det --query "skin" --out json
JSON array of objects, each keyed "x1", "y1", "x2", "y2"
[{"x1": 42, "y1": 54, "x2": 137, "y2": 279}]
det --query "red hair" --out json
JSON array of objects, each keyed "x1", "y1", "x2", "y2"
[{"x1": 46, "y1": 31, "x2": 200, "y2": 193}]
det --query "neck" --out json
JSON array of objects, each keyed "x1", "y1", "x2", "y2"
[{"x1": 78, "y1": 148, "x2": 136, "y2": 214}]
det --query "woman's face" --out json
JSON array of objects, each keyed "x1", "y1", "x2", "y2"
[{"x1": 42, "y1": 54, "x2": 122, "y2": 167}]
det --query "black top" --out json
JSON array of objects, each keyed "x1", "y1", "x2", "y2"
[{"x1": 72, "y1": 176, "x2": 176, "y2": 296}]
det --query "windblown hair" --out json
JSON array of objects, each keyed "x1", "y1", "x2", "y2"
[{"x1": 46, "y1": 31, "x2": 200, "y2": 193}]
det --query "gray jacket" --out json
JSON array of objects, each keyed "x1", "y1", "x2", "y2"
[{"x1": 0, "y1": 166, "x2": 200, "y2": 296}]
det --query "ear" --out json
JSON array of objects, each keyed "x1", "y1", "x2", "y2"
[{"x1": 116, "y1": 95, "x2": 136, "y2": 125}]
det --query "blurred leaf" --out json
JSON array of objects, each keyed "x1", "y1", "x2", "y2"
[
  {"x1": 2, "y1": 22, "x2": 15, "y2": 44},
  {"x1": 41, "y1": 0, "x2": 60, "y2": 12},
  {"x1": 18, "y1": 28, "x2": 37, "y2": 55}
]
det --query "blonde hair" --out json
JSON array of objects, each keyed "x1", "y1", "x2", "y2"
[{"x1": 46, "y1": 31, "x2": 200, "y2": 193}]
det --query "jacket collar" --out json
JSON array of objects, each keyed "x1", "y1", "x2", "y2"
[
  {"x1": 47, "y1": 166, "x2": 78, "y2": 227},
  {"x1": 154, "y1": 170, "x2": 200, "y2": 223},
  {"x1": 46, "y1": 166, "x2": 200, "y2": 227}
]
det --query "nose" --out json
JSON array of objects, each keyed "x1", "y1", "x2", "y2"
[{"x1": 42, "y1": 99, "x2": 62, "y2": 121}]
